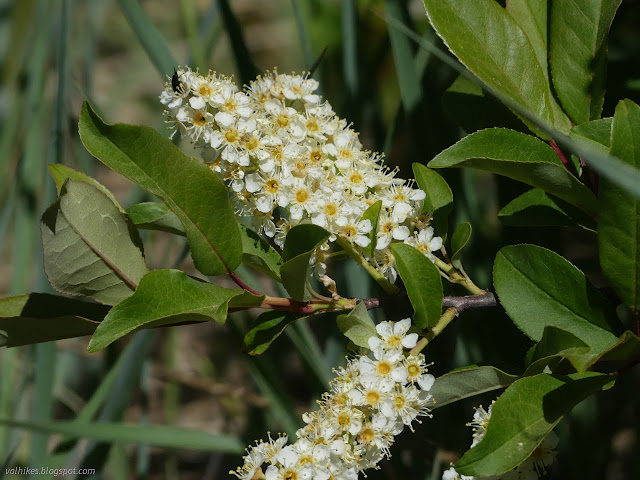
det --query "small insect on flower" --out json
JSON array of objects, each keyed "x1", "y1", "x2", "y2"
[{"x1": 172, "y1": 69, "x2": 184, "y2": 94}]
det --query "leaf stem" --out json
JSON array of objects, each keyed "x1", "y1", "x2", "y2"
[
  {"x1": 335, "y1": 236, "x2": 400, "y2": 295},
  {"x1": 228, "y1": 271, "x2": 263, "y2": 296},
  {"x1": 410, "y1": 307, "x2": 458, "y2": 355},
  {"x1": 433, "y1": 257, "x2": 484, "y2": 295}
]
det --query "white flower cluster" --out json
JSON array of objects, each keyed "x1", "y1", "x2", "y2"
[
  {"x1": 161, "y1": 68, "x2": 443, "y2": 282},
  {"x1": 443, "y1": 403, "x2": 558, "y2": 480},
  {"x1": 230, "y1": 318, "x2": 435, "y2": 480}
]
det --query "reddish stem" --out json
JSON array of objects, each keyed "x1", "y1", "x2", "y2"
[
  {"x1": 549, "y1": 139, "x2": 575, "y2": 174},
  {"x1": 228, "y1": 271, "x2": 263, "y2": 296}
]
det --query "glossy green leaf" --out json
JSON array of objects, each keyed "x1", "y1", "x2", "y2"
[
  {"x1": 598, "y1": 100, "x2": 640, "y2": 312},
  {"x1": 243, "y1": 310, "x2": 301, "y2": 355},
  {"x1": 0, "y1": 294, "x2": 108, "y2": 348},
  {"x1": 423, "y1": 0, "x2": 570, "y2": 135},
  {"x1": 88, "y1": 270, "x2": 260, "y2": 352},
  {"x1": 281, "y1": 225, "x2": 330, "y2": 301},
  {"x1": 336, "y1": 302, "x2": 377, "y2": 350},
  {"x1": 41, "y1": 180, "x2": 148, "y2": 306},
  {"x1": 126, "y1": 202, "x2": 185, "y2": 236},
  {"x1": 570, "y1": 117, "x2": 612, "y2": 155},
  {"x1": 506, "y1": 0, "x2": 548, "y2": 76},
  {"x1": 451, "y1": 222, "x2": 471, "y2": 262},
  {"x1": 360, "y1": 201, "x2": 382, "y2": 258},
  {"x1": 550, "y1": 0, "x2": 622, "y2": 124},
  {"x1": 430, "y1": 366, "x2": 517, "y2": 409},
  {"x1": 0, "y1": 418, "x2": 243, "y2": 453},
  {"x1": 455, "y1": 372, "x2": 612, "y2": 476},
  {"x1": 412, "y1": 163, "x2": 453, "y2": 239},
  {"x1": 443, "y1": 75, "x2": 527, "y2": 134},
  {"x1": 493, "y1": 244, "x2": 619, "y2": 355},
  {"x1": 506, "y1": 0, "x2": 570, "y2": 128},
  {"x1": 584, "y1": 330, "x2": 640, "y2": 373},
  {"x1": 413, "y1": 164, "x2": 453, "y2": 213},
  {"x1": 525, "y1": 326, "x2": 592, "y2": 375},
  {"x1": 391, "y1": 244, "x2": 443, "y2": 329},
  {"x1": 429, "y1": 128, "x2": 598, "y2": 214},
  {"x1": 48, "y1": 164, "x2": 122, "y2": 212},
  {"x1": 239, "y1": 224, "x2": 282, "y2": 282},
  {"x1": 498, "y1": 188, "x2": 596, "y2": 231},
  {"x1": 79, "y1": 102, "x2": 242, "y2": 276}
]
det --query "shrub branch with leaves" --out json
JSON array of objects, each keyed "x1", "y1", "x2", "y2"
[{"x1": 1, "y1": 1, "x2": 639, "y2": 479}]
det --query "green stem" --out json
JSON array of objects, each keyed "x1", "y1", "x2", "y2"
[
  {"x1": 410, "y1": 307, "x2": 458, "y2": 355},
  {"x1": 433, "y1": 257, "x2": 484, "y2": 295},
  {"x1": 335, "y1": 236, "x2": 400, "y2": 295}
]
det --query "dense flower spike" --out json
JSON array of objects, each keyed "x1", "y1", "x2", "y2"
[
  {"x1": 442, "y1": 403, "x2": 558, "y2": 480},
  {"x1": 230, "y1": 318, "x2": 435, "y2": 479},
  {"x1": 161, "y1": 68, "x2": 442, "y2": 281}
]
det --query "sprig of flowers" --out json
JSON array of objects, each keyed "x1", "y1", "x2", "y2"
[
  {"x1": 160, "y1": 68, "x2": 443, "y2": 284},
  {"x1": 230, "y1": 318, "x2": 435, "y2": 480},
  {"x1": 442, "y1": 403, "x2": 558, "y2": 480}
]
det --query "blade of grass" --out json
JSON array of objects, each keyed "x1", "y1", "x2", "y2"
[
  {"x1": 0, "y1": 419, "x2": 245, "y2": 454},
  {"x1": 286, "y1": 320, "x2": 333, "y2": 386},
  {"x1": 116, "y1": 0, "x2": 176, "y2": 77},
  {"x1": 180, "y1": 0, "x2": 206, "y2": 71},
  {"x1": 383, "y1": 0, "x2": 422, "y2": 112},
  {"x1": 200, "y1": 2, "x2": 222, "y2": 66},
  {"x1": 342, "y1": 0, "x2": 358, "y2": 99},
  {"x1": 218, "y1": 0, "x2": 258, "y2": 85},
  {"x1": 291, "y1": 0, "x2": 313, "y2": 68}
]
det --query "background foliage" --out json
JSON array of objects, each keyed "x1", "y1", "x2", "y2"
[{"x1": 0, "y1": 0, "x2": 639, "y2": 479}]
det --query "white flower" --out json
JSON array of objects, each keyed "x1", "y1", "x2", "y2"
[
  {"x1": 368, "y1": 318, "x2": 418, "y2": 352},
  {"x1": 405, "y1": 226, "x2": 443, "y2": 261},
  {"x1": 336, "y1": 217, "x2": 372, "y2": 248}
]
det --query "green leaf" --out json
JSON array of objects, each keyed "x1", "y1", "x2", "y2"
[
  {"x1": 429, "y1": 128, "x2": 598, "y2": 215},
  {"x1": 116, "y1": 0, "x2": 176, "y2": 76},
  {"x1": 280, "y1": 225, "x2": 330, "y2": 301},
  {"x1": 88, "y1": 270, "x2": 259, "y2": 352},
  {"x1": 598, "y1": 100, "x2": 640, "y2": 313},
  {"x1": 430, "y1": 366, "x2": 518, "y2": 408},
  {"x1": 455, "y1": 372, "x2": 612, "y2": 476},
  {"x1": 48, "y1": 164, "x2": 123, "y2": 212},
  {"x1": 336, "y1": 302, "x2": 378, "y2": 350},
  {"x1": 493, "y1": 244, "x2": 619, "y2": 355},
  {"x1": 525, "y1": 326, "x2": 592, "y2": 375},
  {"x1": 506, "y1": 0, "x2": 548, "y2": 76},
  {"x1": 78, "y1": 102, "x2": 242, "y2": 276},
  {"x1": 360, "y1": 201, "x2": 382, "y2": 258},
  {"x1": 0, "y1": 294, "x2": 108, "y2": 348},
  {"x1": 550, "y1": 0, "x2": 622, "y2": 124},
  {"x1": 243, "y1": 310, "x2": 301, "y2": 355},
  {"x1": 423, "y1": 0, "x2": 570, "y2": 135},
  {"x1": 498, "y1": 188, "x2": 597, "y2": 231},
  {"x1": 451, "y1": 222, "x2": 471, "y2": 262},
  {"x1": 584, "y1": 330, "x2": 640, "y2": 373},
  {"x1": 570, "y1": 117, "x2": 612, "y2": 155},
  {"x1": 239, "y1": 225, "x2": 282, "y2": 282},
  {"x1": 0, "y1": 418, "x2": 243, "y2": 454},
  {"x1": 41, "y1": 180, "x2": 148, "y2": 306},
  {"x1": 390, "y1": 244, "x2": 443, "y2": 329},
  {"x1": 412, "y1": 163, "x2": 453, "y2": 239},
  {"x1": 125, "y1": 202, "x2": 185, "y2": 236},
  {"x1": 443, "y1": 75, "x2": 527, "y2": 134}
]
